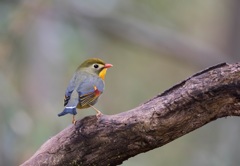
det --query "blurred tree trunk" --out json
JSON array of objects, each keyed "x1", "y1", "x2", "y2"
[{"x1": 20, "y1": 62, "x2": 240, "y2": 166}]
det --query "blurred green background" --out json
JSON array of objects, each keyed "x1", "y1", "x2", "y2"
[{"x1": 1, "y1": 0, "x2": 240, "y2": 165}]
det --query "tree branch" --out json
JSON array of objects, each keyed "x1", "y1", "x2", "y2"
[{"x1": 21, "y1": 62, "x2": 240, "y2": 166}]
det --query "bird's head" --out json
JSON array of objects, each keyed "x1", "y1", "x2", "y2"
[{"x1": 78, "y1": 58, "x2": 113, "y2": 80}]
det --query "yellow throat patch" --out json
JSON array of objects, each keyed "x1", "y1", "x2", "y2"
[{"x1": 99, "y1": 68, "x2": 107, "y2": 80}]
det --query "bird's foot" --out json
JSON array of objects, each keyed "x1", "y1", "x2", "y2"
[
  {"x1": 96, "y1": 111, "x2": 103, "y2": 118},
  {"x1": 72, "y1": 115, "x2": 76, "y2": 125},
  {"x1": 90, "y1": 105, "x2": 103, "y2": 118},
  {"x1": 72, "y1": 120, "x2": 76, "y2": 125}
]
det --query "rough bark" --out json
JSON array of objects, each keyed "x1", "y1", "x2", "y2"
[{"x1": 21, "y1": 62, "x2": 240, "y2": 166}]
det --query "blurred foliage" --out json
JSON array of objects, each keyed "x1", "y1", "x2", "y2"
[{"x1": 0, "y1": 0, "x2": 240, "y2": 165}]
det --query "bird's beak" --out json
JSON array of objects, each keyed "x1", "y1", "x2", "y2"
[{"x1": 104, "y1": 63, "x2": 113, "y2": 68}]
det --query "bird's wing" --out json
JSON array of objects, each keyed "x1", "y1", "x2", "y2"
[
  {"x1": 77, "y1": 75, "x2": 104, "y2": 107},
  {"x1": 64, "y1": 72, "x2": 87, "y2": 106}
]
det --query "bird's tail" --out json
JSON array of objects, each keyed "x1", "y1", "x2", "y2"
[{"x1": 58, "y1": 107, "x2": 77, "y2": 117}]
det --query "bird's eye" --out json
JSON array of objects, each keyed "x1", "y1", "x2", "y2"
[{"x1": 93, "y1": 64, "x2": 99, "y2": 68}]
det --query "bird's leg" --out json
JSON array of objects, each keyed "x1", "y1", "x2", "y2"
[
  {"x1": 72, "y1": 115, "x2": 76, "y2": 124},
  {"x1": 89, "y1": 105, "x2": 103, "y2": 117}
]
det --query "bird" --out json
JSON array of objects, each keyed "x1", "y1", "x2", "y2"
[{"x1": 58, "y1": 58, "x2": 113, "y2": 124}]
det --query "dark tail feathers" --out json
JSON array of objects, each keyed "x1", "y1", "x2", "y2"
[{"x1": 58, "y1": 107, "x2": 77, "y2": 117}]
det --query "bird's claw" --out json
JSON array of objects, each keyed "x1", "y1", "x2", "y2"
[
  {"x1": 72, "y1": 116, "x2": 76, "y2": 125},
  {"x1": 96, "y1": 112, "x2": 103, "y2": 118},
  {"x1": 72, "y1": 120, "x2": 76, "y2": 125}
]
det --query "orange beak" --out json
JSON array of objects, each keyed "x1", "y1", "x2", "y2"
[{"x1": 104, "y1": 63, "x2": 113, "y2": 68}]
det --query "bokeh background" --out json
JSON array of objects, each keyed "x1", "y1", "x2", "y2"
[{"x1": 1, "y1": 0, "x2": 240, "y2": 165}]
